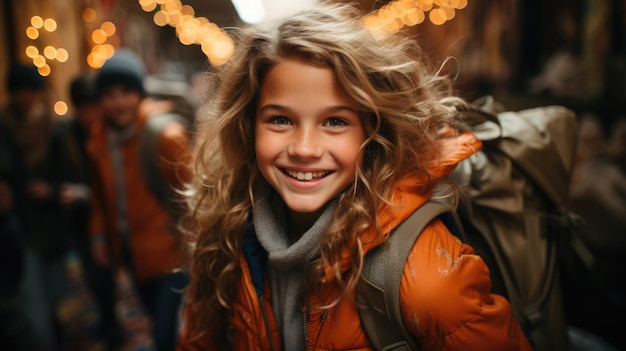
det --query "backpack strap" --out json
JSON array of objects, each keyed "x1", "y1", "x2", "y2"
[
  {"x1": 358, "y1": 199, "x2": 454, "y2": 351},
  {"x1": 137, "y1": 112, "x2": 187, "y2": 216}
]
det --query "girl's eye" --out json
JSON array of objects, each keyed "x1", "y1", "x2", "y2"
[
  {"x1": 270, "y1": 116, "x2": 291, "y2": 125},
  {"x1": 326, "y1": 117, "x2": 347, "y2": 127}
]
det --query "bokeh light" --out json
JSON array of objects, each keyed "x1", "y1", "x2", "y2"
[
  {"x1": 31, "y1": 16, "x2": 44, "y2": 28},
  {"x1": 26, "y1": 27, "x2": 39, "y2": 39},
  {"x1": 83, "y1": 8, "x2": 97, "y2": 22},
  {"x1": 54, "y1": 101, "x2": 68, "y2": 115},
  {"x1": 43, "y1": 18, "x2": 57, "y2": 32}
]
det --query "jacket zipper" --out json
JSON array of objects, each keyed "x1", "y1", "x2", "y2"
[
  {"x1": 303, "y1": 308, "x2": 309, "y2": 348},
  {"x1": 303, "y1": 308, "x2": 329, "y2": 349},
  {"x1": 259, "y1": 298, "x2": 276, "y2": 351}
]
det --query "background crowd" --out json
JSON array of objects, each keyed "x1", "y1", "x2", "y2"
[{"x1": 0, "y1": 49, "x2": 195, "y2": 351}]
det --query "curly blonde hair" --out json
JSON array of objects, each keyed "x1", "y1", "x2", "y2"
[{"x1": 182, "y1": 0, "x2": 464, "y2": 328}]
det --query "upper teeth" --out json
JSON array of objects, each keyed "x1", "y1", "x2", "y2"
[{"x1": 287, "y1": 170, "x2": 328, "y2": 180}]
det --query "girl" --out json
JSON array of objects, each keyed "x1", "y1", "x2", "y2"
[{"x1": 177, "y1": 2, "x2": 532, "y2": 350}]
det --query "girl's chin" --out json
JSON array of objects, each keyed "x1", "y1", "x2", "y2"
[{"x1": 284, "y1": 198, "x2": 327, "y2": 214}]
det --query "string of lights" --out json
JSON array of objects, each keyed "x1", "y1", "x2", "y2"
[
  {"x1": 24, "y1": 0, "x2": 470, "y2": 71},
  {"x1": 363, "y1": 0, "x2": 469, "y2": 36},
  {"x1": 139, "y1": 0, "x2": 234, "y2": 66},
  {"x1": 19, "y1": 0, "x2": 469, "y2": 115}
]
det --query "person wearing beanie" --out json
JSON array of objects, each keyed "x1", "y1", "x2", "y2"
[
  {"x1": 95, "y1": 49, "x2": 146, "y2": 98},
  {"x1": 4, "y1": 64, "x2": 47, "y2": 133},
  {"x1": 87, "y1": 49, "x2": 193, "y2": 351}
]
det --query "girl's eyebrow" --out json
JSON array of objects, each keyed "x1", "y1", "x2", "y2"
[
  {"x1": 257, "y1": 103, "x2": 289, "y2": 114},
  {"x1": 257, "y1": 104, "x2": 358, "y2": 115}
]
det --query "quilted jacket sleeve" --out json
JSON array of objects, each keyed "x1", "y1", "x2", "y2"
[
  {"x1": 176, "y1": 292, "x2": 224, "y2": 351},
  {"x1": 399, "y1": 219, "x2": 533, "y2": 351}
]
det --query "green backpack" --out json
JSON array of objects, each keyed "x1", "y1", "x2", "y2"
[{"x1": 358, "y1": 97, "x2": 592, "y2": 351}]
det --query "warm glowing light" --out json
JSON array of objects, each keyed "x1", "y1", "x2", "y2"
[
  {"x1": 213, "y1": 37, "x2": 234, "y2": 60},
  {"x1": 402, "y1": 8, "x2": 425, "y2": 26},
  {"x1": 441, "y1": 5, "x2": 455, "y2": 20},
  {"x1": 141, "y1": 1, "x2": 158, "y2": 12},
  {"x1": 92, "y1": 29, "x2": 108, "y2": 44},
  {"x1": 43, "y1": 18, "x2": 57, "y2": 32},
  {"x1": 101, "y1": 21, "x2": 116, "y2": 36},
  {"x1": 417, "y1": 0, "x2": 433, "y2": 12},
  {"x1": 43, "y1": 46, "x2": 57, "y2": 60},
  {"x1": 153, "y1": 11, "x2": 169, "y2": 26},
  {"x1": 450, "y1": 0, "x2": 467, "y2": 9},
  {"x1": 56, "y1": 48, "x2": 69, "y2": 62},
  {"x1": 93, "y1": 44, "x2": 115, "y2": 60},
  {"x1": 26, "y1": 27, "x2": 39, "y2": 40},
  {"x1": 54, "y1": 101, "x2": 68, "y2": 115},
  {"x1": 163, "y1": 1, "x2": 182, "y2": 13},
  {"x1": 87, "y1": 52, "x2": 107, "y2": 68},
  {"x1": 101, "y1": 44, "x2": 116, "y2": 58},
  {"x1": 363, "y1": 0, "x2": 469, "y2": 35},
  {"x1": 139, "y1": 0, "x2": 156, "y2": 7},
  {"x1": 31, "y1": 16, "x2": 44, "y2": 28},
  {"x1": 178, "y1": 29, "x2": 196, "y2": 45},
  {"x1": 429, "y1": 7, "x2": 446, "y2": 25},
  {"x1": 38, "y1": 65, "x2": 51, "y2": 76},
  {"x1": 140, "y1": 0, "x2": 335, "y2": 65},
  {"x1": 385, "y1": 18, "x2": 403, "y2": 33},
  {"x1": 83, "y1": 8, "x2": 97, "y2": 22},
  {"x1": 181, "y1": 5, "x2": 195, "y2": 16},
  {"x1": 33, "y1": 55, "x2": 46, "y2": 68},
  {"x1": 25, "y1": 46, "x2": 39, "y2": 58},
  {"x1": 168, "y1": 12, "x2": 182, "y2": 26}
]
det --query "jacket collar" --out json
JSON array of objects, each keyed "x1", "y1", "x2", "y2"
[{"x1": 327, "y1": 131, "x2": 482, "y2": 278}]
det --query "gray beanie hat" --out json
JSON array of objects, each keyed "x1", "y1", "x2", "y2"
[{"x1": 96, "y1": 49, "x2": 146, "y2": 96}]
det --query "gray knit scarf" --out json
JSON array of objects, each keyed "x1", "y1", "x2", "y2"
[{"x1": 253, "y1": 186, "x2": 337, "y2": 351}]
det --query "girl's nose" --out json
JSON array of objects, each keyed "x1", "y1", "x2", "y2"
[{"x1": 288, "y1": 127, "x2": 323, "y2": 158}]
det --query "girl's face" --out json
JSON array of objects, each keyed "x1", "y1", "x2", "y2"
[{"x1": 256, "y1": 58, "x2": 365, "y2": 224}]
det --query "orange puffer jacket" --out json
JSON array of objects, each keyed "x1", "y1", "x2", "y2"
[
  {"x1": 177, "y1": 132, "x2": 532, "y2": 351},
  {"x1": 87, "y1": 99, "x2": 192, "y2": 283}
]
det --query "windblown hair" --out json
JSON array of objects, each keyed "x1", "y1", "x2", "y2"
[{"x1": 182, "y1": 1, "x2": 464, "y2": 329}]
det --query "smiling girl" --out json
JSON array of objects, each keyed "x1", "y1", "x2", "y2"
[{"x1": 177, "y1": 2, "x2": 531, "y2": 350}]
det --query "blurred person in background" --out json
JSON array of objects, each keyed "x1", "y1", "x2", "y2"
[
  {"x1": 0, "y1": 73, "x2": 46, "y2": 351},
  {"x1": 51, "y1": 72, "x2": 118, "y2": 350},
  {"x1": 88, "y1": 49, "x2": 193, "y2": 351},
  {"x1": 0, "y1": 63, "x2": 69, "y2": 350},
  {"x1": 565, "y1": 115, "x2": 626, "y2": 351}
]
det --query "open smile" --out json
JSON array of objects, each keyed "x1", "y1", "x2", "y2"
[{"x1": 284, "y1": 169, "x2": 332, "y2": 181}]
